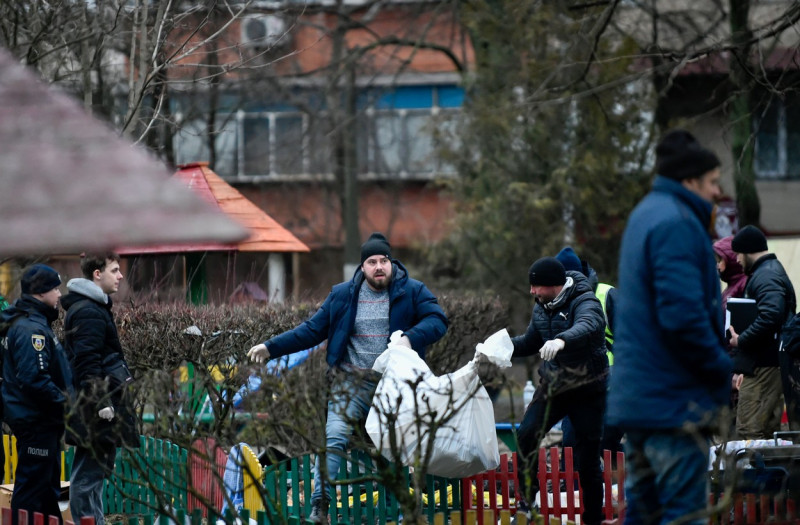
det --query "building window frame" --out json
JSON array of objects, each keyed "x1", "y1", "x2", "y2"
[
  {"x1": 754, "y1": 93, "x2": 800, "y2": 181},
  {"x1": 174, "y1": 85, "x2": 463, "y2": 182}
]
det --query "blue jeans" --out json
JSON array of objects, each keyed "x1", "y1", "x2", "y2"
[
  {"x1": 70, "y1": 446, "x2": 117, "y2": 525},
  {"x1": 624, "y1": 429, "x2": 710, "y2": 525},
  {"x1": 311, "y1": 375, "x2": 377, "y2": 503}
]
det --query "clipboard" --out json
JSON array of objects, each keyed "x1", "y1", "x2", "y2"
[{"x1": 727, "y1": 297, "x2": 757, "y2": 335}]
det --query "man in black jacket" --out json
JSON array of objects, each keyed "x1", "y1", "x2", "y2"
[
  {"x1": 729, "y1": 225, "x2": 797, "y2": 437},
  {"x1": 1, "y1": 264, "x2": 72, "y2": 525},
  {"x1": 61, "y1": 252, "x2": 136, "y2": 525},
  {"x1": 512, "y1": 257, "x2": 609, "y2": 525}
]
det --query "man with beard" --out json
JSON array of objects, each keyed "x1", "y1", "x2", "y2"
[
  {"x1": 1, "y1": 264, "x2": 72, "y2": 525},
  {"x1": 247, "y1": 232, "x2": 448, "y2": 524},
  {"x1": 511, "y1": 256, "x2": 609, "y2": 525},
  {"x1": 728, "y1": 225, "x2": 797, "y2": 437}
]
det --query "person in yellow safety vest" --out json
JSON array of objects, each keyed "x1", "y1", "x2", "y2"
[
  {"x1": 556, "y1": 247, "x2": 623, "y2": 462},
  {"x1": 594, "y1": 282, "x2": 616, "y2": 364},
  {"x1": 556, "y1": 247, "x2": 617, "y2": 362}
]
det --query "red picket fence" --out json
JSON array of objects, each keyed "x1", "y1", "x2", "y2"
[
  {"x1": 1, "y1": 506, "x2": 75, "y2": 525},
  {"x1": 461, "y1": 447, "x2": 626, "y2": 525},
  {"x1": 709, "y1": 491, "x2": 798, "y2": 524},
  {"x1": 462, "y1": 452, "x2": 520, "y2": 525},
  {"x1": 187, "y1": 437, "x2": 228, "y2": 517}
]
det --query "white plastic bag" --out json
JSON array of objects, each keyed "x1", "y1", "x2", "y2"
[
  {"x1": 366, "y1": 338, "x2": 500, "y2": 478},
  {"x1": 474, "y1": 328, "x2": 514, "y2": 368}
]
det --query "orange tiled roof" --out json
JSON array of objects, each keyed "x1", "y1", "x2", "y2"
[{"x1": 118, "y1": 162, "x2": 309, "y2": 254}]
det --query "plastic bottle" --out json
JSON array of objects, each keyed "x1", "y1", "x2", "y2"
[{"x1": 523, "y1": 380, "x2": 535, "y2": 407}]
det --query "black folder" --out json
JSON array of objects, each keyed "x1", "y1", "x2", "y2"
[{"x1": 727, "y1": 298, "x2": 758, "y2": 334}]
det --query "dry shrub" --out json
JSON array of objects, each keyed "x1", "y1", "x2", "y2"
[{"x1": 71, "y1": 293, "x2": 509, "y2": 452}]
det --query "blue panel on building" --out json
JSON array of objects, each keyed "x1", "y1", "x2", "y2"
[
  {"x1": 373, "y1": 86, "x2": 434, "y2": 109},
  {"x1": 437, "y1": 86, "x2": 465, "y2": 108}
]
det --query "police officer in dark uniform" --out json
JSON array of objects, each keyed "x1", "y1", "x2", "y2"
[{"x1": 0, "y1": 264, "x2": 72, "y2": 525}]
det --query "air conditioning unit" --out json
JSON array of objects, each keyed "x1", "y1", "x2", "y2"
[{"x1": 241, "y1": 14, "x2": 287, "y2": 48}]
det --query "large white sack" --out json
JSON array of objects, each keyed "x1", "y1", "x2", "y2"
[{"x1": 366, "y1": 342, "x2": 500, "y2": 478}]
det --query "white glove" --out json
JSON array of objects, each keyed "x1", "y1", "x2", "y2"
[
  {"x1": 98, "y1": 407, "x2": 115, "y2": 421},
  {"x1": 396, "y1": 335, "x2": 412, "y2": 349},
  {"x1": 539, "y1": 339, "x2": 565, "y2": 361},
  {"x1": 247, "y1": 343, "x2": 271, "y2": 363}
]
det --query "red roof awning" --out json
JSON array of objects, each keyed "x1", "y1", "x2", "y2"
[{"x1": 117, "y1": 162, "x2": 310, "y2": 255}]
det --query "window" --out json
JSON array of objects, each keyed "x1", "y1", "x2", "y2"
[
  {"x1": 243, "y1": 115, "x2": 270, "y2": 176},
  {"x1": 274, "y1": 114, "x2": 304, "y2": 174},
  {"x1": 359, "y1": 108, "x2": 460, "y2": 177},
  {"x1": 357, "y1": 85, "x2": 463, "y2": 178},
  {"x1": 754, "y1": 92, "x2": 800, "y2": 180},
  {"x1": 173, "y1": 116, "x2": 237, "y2": 178},
  {"x1": 174, "y1": 85, "x2": 464, "y2": 180}
]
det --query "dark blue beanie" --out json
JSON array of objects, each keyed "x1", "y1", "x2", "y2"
[
  {"x1": 555, "y1": 247, "x2": 583, "y2": 273},
  {"x1": 21, "y1": 264, "x2": 61, "y2": 294}
]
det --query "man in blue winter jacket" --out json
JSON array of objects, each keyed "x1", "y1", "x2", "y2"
[
  {"x1": 247, "y1": 232, "x2": 448, "y2": 524},
  {"x1": 0, "y1": 264, "x2": 72, "y2": 525},
  {"x1": 607, "y1": 130, "x2": 732, "y2": 525}
]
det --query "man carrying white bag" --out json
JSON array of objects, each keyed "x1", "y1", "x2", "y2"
[{"x1": 366, "y1": 329, "x2": 513, "y2": 478}]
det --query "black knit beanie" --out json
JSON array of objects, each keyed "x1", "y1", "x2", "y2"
[
  {"x1": 360, "y1": 232, "x2": 392, "y2": 264},
  {"x1": 656, "y1": 129, "x2": 721, "y2": 180},
  {"x1": 731, "y1": 225, "x2": 768, "y2": 254},
  {"x1": 528, "y1": 257, "x2": 566, "y2": 287},
  {"x1": 21, "y1": 264, "x2": 62, "y2": 294}
]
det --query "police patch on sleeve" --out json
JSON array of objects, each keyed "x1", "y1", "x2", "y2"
[{"x1": 31, "y1": 334, "x2": 45, "y2": 351}]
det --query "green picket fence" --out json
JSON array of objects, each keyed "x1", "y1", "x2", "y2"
[
  {"x1": 259, "y1": 449, "x2": 462, "y2": 524},
  {"x1": 102, "y1": 436, "x2": 189, "y2": 515}
]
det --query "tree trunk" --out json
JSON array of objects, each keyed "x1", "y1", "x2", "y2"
[
  {"x1": 342, "y1": 63, "x2": 360, "y2": 274},
  {"x1": 729, "y1": 0, "x2": 760, "y2": 227}
]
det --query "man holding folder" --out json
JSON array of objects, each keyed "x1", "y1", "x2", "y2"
[{"x1": 729, "y1": 225, "x2": 797, "y2": 437}]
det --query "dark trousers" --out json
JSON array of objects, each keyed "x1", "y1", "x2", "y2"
[
  {"x1": 562, "y1": 415, "x2": 624, "y2": 466},
  {"x1": 70, "y1": 445, "x2": 116, "y2": 525},
  {"x1": 10, "y1": 425, "x2": 63, "y2": 525},
  {"x1": 516, "y1": 383, "x2": 606, "y2": 525}
]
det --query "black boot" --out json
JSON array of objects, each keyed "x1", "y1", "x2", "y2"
[{"x1": 309, "y1": 499, "x2": 329, "y2": 524}]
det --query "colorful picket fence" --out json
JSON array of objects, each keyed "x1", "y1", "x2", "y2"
[{"x1": 5, "y1": 433, "x2": 797, "y2": 525}]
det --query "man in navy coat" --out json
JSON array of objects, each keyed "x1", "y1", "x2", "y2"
[
  {"x1": 1, "y1": 264, "x2": 72, "y2": 525},
  {"x1": 248, "y1": 232, "x2": 447, "y2": 523},
  {"x1": 607, "y1": 130, "x2": 731, "y2": 525}
]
